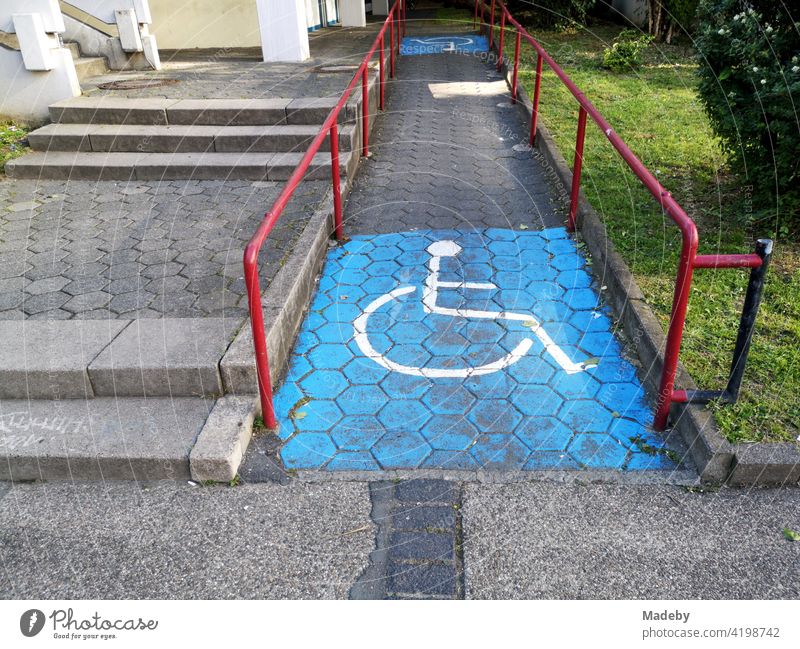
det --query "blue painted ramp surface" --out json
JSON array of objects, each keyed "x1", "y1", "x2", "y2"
[
  {"x1": 401, "y1": 35, "x2": 489, "y2": 56},
  {"x1": 275, "y1": 228, "x2": 675, "y2": 472}
]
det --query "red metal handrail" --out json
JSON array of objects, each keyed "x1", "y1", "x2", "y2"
[
  {"x1": 244, "y1": 1, "x2": 406, "y2": 429},
  {"x1": 478, "y1": 0, "x2": 764, "y2": 431}
]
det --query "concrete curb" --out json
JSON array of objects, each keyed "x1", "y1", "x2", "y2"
[
  {"x1": 211, "y1": 74, "x2": 381, "y2": 475},
  {"x1": 190, "y1": 395, "x2": 258, "y2": 482},
  {"x1": 501, "y1": 60, "x2": 799, "y2": 486}
]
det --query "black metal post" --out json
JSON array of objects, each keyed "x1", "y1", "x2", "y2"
[{"x1": 724, "y1": 238, "x2": 773, "y2": 401}]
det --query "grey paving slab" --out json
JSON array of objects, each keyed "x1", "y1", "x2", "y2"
[
  {"x1": 0, "y1": 481, "x2": 373, "y2": 598},
  {"x1": 0, "y1": 179, "x2": 328, "y2": 319},
  {"x1": 462, "y1": 482, "x2": 800, "y2": 599},
  {"x1": 0, "y1": 320, "x2": 128, "y2": 399},
  {"x1": 0, "y1": 397, "x2": 212, "y2": 481},
  {"x1": 88, "y1": 317, "x2": 243, "y2": 397}
]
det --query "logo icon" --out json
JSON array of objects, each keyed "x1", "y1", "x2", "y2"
[{"x1": 20, "y1": 609, "x2": 45, "y2": 637}]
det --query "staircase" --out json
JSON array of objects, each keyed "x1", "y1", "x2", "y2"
[
  {"x1": 6, "y1": 90, "x2": 372, "y2": 180},
  {"x1": 64, "y1": 41, "x2": 108, "y2": 84}
]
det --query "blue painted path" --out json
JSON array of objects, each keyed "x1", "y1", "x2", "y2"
[
  {"x1": 400, "y1": 35, "x2": 489, "y2": 56},
  {"x1": 275, "y1": 228, "x2": 675, "y2": 472}
]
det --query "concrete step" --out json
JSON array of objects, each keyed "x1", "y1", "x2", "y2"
[
  {"x1": 0, "y1": 318, "x2": 240, "y2": 400},
  {"x1": 74, "y1": 56, "x2": 109, "y2": 83},
  {"x1": 4, "y1": 149, "x2": 352, "y2": 180},
  {"x1": 26, "y1": 122, "x2": 357, "y2": 154},
  {"x1": 49, "y1": 96, "x2": 362, "y2": 127},
  {"x1": 65, "y1": 41, "x2": 81, "y2": 59},
  {"x1": 0, "y1": 394, "x2": 257, "y2": 481}
]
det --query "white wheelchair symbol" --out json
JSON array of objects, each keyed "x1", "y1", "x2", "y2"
[
  {"x1": 353, "y1": 240, "x2": 594, "y2": 378},
  {"x1": 405, "y1": 36, "x2": 476, "y2": 53}
]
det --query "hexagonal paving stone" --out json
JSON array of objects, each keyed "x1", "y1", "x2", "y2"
[
  {"x1": 423, "y1": 328, "x2": 470, "y2": 357},
  {"x1": 292, "y1": 399, "x2": 344, "y2": 432},
  {"x1": 558, "y1": 399, "x2": 614, "y2": 434},
  {"x1": 422, "y1": 450, "x2": 478, "y2": 470},
  {"x1": 285, "y1": 356, "x2": 313, "y2": 382},
  {"x1": 299, "y1": 370, "x2": 348, "y2": 400},
  {"x1": 579, "y1": 331, "x2": 622, "y2": 357},
  {"x1": 378, "y1": 399, "x2": 432, "y2": 431},
  {"x1": 596, "y1": 382, "x2": 650, "y2": 414},
  {"x1": 388, "y1": 321, "x2": 431, "y2": 345},
  {"x1": 421, "y1": 414, "x2": 479, "y2": 450},
  {"x1": 467, "y1": 399, "x2": 523, "y2": 433},
  {"x1": 563, "y1": 288, "x2": 599, "y2": 311},
  {"x1": 387, "y1": 344, "x2": 432, "y2": 368},
  {"x1": 422, "y1": 384, "x2": 477, "y2": 416},
  {"x1": 591, "y1": 357, "x2": 638, "y2": 385},
  {"x1": 281, "y1": 433, "x2": 337, "y2": 469},
  {"x1": 626, "y1": 451, "x2": 676, "y2": 470},
  {"x1": 339, "y1": 385, "x2": 389, "y2": 416},
  {"x1": 470, "y1": 434, "x2": 530, "y2": 470},
  {"x1": 551, "y1": 372, "x2": 602, "y2": 400},
  {"x1": 515, "y1": 416, "x2": 574, "y2": 451},
  {"x1": 327, "y1": 451, "x2": 381, "y2": 471},
  {"x1": 506, "y1": 356, "x2": 555, "y2": 385},
  {"x1": 607, "y1": 417, "x2": 650, "y2": 450},
  {"x1": 511, "y1": 384, "x2": 564, "y2": 417},
  {"x1": 523, "y1": 452, "x2": 582, "y2": 470},
  {"x1": 379, "y1": 372, "x2": 432, "y2": 399},
  {"x1": 62, "y1": 290, "x2": 111, "y2": 313},
  {"x1": 342, "y1": 358, "x2": 390, "y2": 384},
  {"x1": 464, "y1": 373, "x2": 517, "y2": 400},
  {"x1": 368, "y1": 245, "x2": 401, "y2": 261},
  {"x1": 372, "y1": 431, "x2": 432, "y2": 469},
  {"x1": 331, "y1": 415, "x2": 385, "y2": 450},
  {"x1": 567, "y1": 433, "x2": 628, "y2": 469},
  {"x1": 315, "y1": 321, "x2": 352, "y2": 345},
  {"x1": 307, "y1": 343, "x2": 353, "y2": 370},
  {"x1": 366, "y1": 260, "x2": 400, "y2": 277}
]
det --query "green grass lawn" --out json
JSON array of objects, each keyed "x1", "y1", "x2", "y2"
[
  {"x1": 439, "y1": 9, "x2": 799, "y2": 443},
  {"x1": 0, "y1": 122, "x2": 29, "y2": 174}
]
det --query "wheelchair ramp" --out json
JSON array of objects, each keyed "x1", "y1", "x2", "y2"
[
  {"x1": 274, "y1": 227, "x2": 673, "y2": 472},
  {"x1": 270, "y1": 52, "x2": 676, "y2": 472}
]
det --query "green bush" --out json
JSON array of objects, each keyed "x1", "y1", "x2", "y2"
[
  {"x1": 601, "y1": 29, "x2": 654, "y2": 71},
  {"x1": 694, "y1": 0, "x2": 800, "y2": 231},
  {"x1": 506, "y1": 0, "x2": 596, "y2": 29}
]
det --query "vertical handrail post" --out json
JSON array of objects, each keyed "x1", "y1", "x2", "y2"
[
  {"x1": 379, "y1": 35, "x2": 385, "y2": 110},
  {"x1": 496, "y1": 10, "x2": 506, "y2": 71},
  {"x1": 489, "y1": 0, "x2": 495, "y2": 48},
  {"x1": 361, "y1": 66, "x2": 369, "y2": 157},
  {"x1": 529, "y1": 53, "x2": 542, "y2": 145},
  {"x1": 567, "y1": 107, "x2": 587, "y2": 232},
  {"x1": 397, "y1": 7, "x2": 402, "y2": 55},
  {"x1": 244, "y1": 247, "x2": 277, "y2": 429},
  {"x1": 330, "y1": 122, "x2": 344, "y2": 240},
  {"x1": 724, "y1": 239, "x2": 773, "y2": 401},
  {"x1": 390, "y1": 10, "x2": 395, "y2": 77},
  {"x1": 653, "y1": 231, "x2": 698, "y2": 430},
  {"x1": 511, "y1": 29, "x2": 521, "y2": 103}
]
